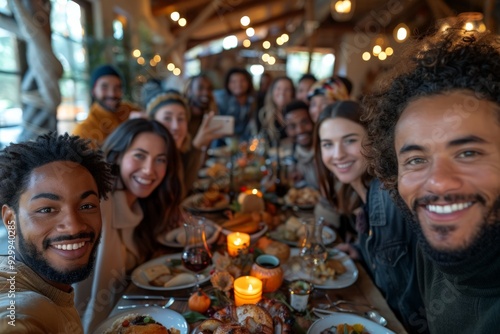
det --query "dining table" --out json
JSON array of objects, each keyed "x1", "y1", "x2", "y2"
[
  {"x1": 109, "y1": 252, "x2": 407, "y2": 333},
  {"x1": 105, "y1": 148, "x2": 408, "y2": 333}
]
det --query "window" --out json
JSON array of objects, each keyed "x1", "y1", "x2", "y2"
[
  {"x1": 286, "y1": 51, "x2": 336, "y2": 84},
  {"x1": 0, "y1": 0, "x2": 89, "y2": 147},
  {"x1": 0, "y1": 25, "x2": 21, "y2": 147},
  {"x1": 51, "y1": 0, "x2": 89, "y2": 127}
]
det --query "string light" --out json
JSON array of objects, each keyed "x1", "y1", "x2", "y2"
[
  {"x1": 240, "y1": 16, "x2": 250, "y2": 27},
  {"x1": 132, "y1": 49, "x2": 141, "y2": 58},
  {"x1": 394, "y1": 23, "x2": 409, "y2": 42},
  {"x1": 246, "y1": 27, "x2": 255, "y2": 37},
  {"x1": 170, "y1": 12, "x2": 180, "y2": 21},
  {"x1": 178, "y1": 18, "x2": 187, "y2": 27}
]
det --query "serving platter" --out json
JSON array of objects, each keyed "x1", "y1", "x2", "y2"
[
  {"x1": 131, "y1": 253, "x2": 213, "y2": 291},
  {"x1": 158, "y1": 220, "x2": 222, "y2": 248},
  {"x1": 182, "y1": 193, "x2": 230, "y2": 213},
  {"x1": 268, "y1": 225, "x2": 337, "y2": 247},
  {"x1": 283, "y1": 248, "x2": 358, "y2": 289}
]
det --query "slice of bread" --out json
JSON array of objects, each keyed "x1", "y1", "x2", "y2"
[{"x1": 142, "y1": 264, "x2": 171, "y2": 281}]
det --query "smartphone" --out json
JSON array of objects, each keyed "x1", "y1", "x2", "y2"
[{"x1": 207, "y1": 115, "x2": 235, "y2": 136}]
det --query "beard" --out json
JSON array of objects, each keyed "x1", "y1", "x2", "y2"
[
  {"x1": 17, "y1": 224, "x2": 101, "y2": 285},
  {"x1": 394, "y1": 192, "x2": 500, "y2": 265},
  {"x1": 96, "y1": 97, "x2": 121, "y2": 112}
]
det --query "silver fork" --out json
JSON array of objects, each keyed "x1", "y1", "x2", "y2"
[
  {"x1": 319, "y1": 294, "x2": 375, "y2": 311},
  {"x1": 117, "y1": 297, "x2": 175, "y2": 310}
]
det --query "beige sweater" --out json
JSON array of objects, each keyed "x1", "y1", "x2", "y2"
[
  {"x1": 0, "y1": 256, "x2": 83, "y2": 333},
  {"x1": 74, "y1": 190, "x2": 143, "y2": 333}
]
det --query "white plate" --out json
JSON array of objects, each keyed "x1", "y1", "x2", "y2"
[
  {"x1": 308, "y1": 313, "x2": 395, "y2": 334},
  {"x1": 207, "y1": 146, "x2": 231, "y2": 157},
  {"x1": 283, "y1": 249, "x2": 358, "y2": 289},
  {"x1": 159, "y1": 220, "x2": 222, "y2": 248},
  {"x1": 131, "y1": 253, "x2": 213, "y2": 291},
  {"x1": 268, "y1": 226, "x2": 337, "y2": 247},
  {"x1": 182, "y1": 193, "x2": 230, "y2": 213},
  {"x1": 92, "y1": 307, "x2": 188, "y2": 334},
  {"x1": 221, "y1": 223, "x2": 269, "y2": 243}
]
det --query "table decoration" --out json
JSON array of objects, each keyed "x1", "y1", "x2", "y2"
[
  {"x1": 237, "y1": 188, "x2": 263, "y2": 205},
  {"x1": 250, "y1": 254, "x2": 283, "y2": 293},
  {"x1": 289, "y1": 280, "x2": 313, "y2": 313},
  {"x1": 226, "y1": 232, "x2": 250, "y2": 256},
  {"x1": 233, "y1": 276, "x2": 263, "y2": 306}
]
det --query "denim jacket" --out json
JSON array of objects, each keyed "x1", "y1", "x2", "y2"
[{"x1": 357, "y1": 179, "x2": 428, "y2": 334}]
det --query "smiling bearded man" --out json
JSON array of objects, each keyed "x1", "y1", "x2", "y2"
[
  {"x1": 362, "y1": 20, "x2": 500, "y2": 333},
  {"x1": 0, "y1": 133, "x2": 112, "y2": 333}
]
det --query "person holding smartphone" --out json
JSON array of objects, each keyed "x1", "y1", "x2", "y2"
[{"x1": 146, "y1": 90, "x2": 225, "y2": 196}]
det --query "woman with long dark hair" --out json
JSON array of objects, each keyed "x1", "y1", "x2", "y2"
[{"x1": 75, "y1": 118, "x2": 182, "y2": 333}]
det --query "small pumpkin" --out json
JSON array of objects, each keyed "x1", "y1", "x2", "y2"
[{"x1": 188, "y1": 288, "x2": 211, "y2": 313}]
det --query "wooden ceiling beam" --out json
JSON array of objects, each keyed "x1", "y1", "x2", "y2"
[{"x1": 152, "y1": 0, "x2": 210, "y2": 16}]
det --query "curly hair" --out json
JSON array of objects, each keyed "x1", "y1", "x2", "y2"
[
  {"x1": 314, "y1": 101, "x2": 372, "y2": 214},
  {"x1": 0, "y1": 132, "x2": 113, "y2": 211},
  {"x1": 102, "y1": 119, "x2": 182, "y2": 259},
  {"x1": 363, "y1": 21, "x2": 500, "y2": 197}
]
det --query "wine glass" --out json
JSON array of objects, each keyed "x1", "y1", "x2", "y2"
[
  {"x1": 299, "y1": 217, "x2": 327, "y2": 282},
  {"x1": 181, "y1": 215, "x2": 213, "y2": 289}
]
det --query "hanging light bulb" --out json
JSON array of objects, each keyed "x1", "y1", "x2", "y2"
[
  {"x1": 331, "y1": 0, "x2": 355, "y2": 21},
  {"x1": 458, "y1": 12, "x2": 485, "y2": 32}
]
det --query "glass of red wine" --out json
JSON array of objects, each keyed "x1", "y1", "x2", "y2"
[{"x1": 181, "y1": 215, "x2": 213, "y2": 289}]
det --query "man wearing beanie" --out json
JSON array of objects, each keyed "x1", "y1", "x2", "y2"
[{"x1": 73, "y1": 64, "x2": 139, "y2": 146}]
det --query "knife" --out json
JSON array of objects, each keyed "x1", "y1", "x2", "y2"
[{"x1": 122, "y1": 295, "x2": 188, "y2": 301}]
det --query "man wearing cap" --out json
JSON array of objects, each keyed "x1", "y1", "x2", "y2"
[{"x1": 73, "y1": 64, "x2": 140, "y2": 146}]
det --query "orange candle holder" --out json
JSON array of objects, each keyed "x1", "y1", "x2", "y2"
[
  {"x1": 227, "y1": 232, "x2": 250, "y2": 257},
  {"x1": 234, "y1": 276, "x2": 262, "y2": 306}
]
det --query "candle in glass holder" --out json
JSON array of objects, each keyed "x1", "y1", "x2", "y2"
[
  {"x1": 234, "y1": 276, "x2": 262, "y2": 306},
  {"x1": 227, "y1": 232, "x2": 250, "y2": 256}
]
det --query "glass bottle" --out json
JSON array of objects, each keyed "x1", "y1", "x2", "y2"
[{"x1": 299, "y1": 217, "x2": 327, "y2": 281}]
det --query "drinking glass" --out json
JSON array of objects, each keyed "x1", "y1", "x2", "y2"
[
  {"x1": 299, "y1": 217, "x2": 327, "y2": 281},
  {"x1": 181, "y1": 215, "x2": 213, "y2": 288}
]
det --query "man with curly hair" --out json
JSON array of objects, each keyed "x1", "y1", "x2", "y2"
[
  {"x1": 0, "y1": 133, "x2": 113, "y2": 333},
  {"x1": 363, "y1": 21, "x2": 500, "y2": 333}
]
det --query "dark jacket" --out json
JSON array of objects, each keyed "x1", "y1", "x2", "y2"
[{"x1": 357, "y1": 179, "x2": 428, "y2": 334}]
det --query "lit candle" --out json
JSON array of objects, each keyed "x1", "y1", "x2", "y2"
[
  {"x1": 227, "y1": 232, "x2": 250, "y2": 257},
  {"x1": 234, "y1": 276, "x2": 262, "y2": 306}
]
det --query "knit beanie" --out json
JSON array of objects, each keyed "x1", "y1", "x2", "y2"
[
  {"x1": 145, "y1": 90, "x2": 192, "y2": 153},
  {"x1": 90, "y1": 65, "x2": 122, "y2": 88}
]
